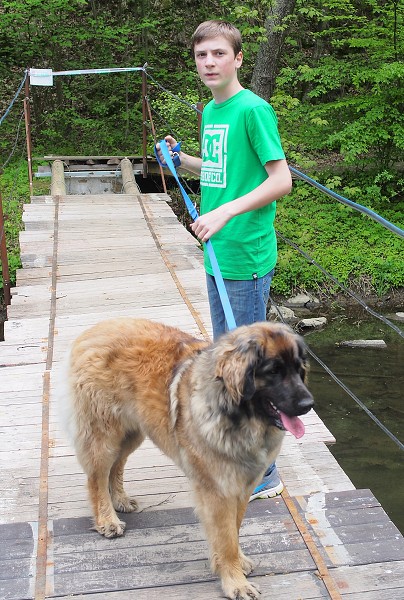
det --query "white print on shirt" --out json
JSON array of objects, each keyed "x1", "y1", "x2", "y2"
[{"x1": 201, "y1": 124, "x2": 228, "y2": 188}]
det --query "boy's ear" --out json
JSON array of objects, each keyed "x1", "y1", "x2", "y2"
[{"x1": 235, "y1": 51, "x2": 243, "y2": 69}]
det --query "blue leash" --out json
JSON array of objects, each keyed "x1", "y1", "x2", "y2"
[{"x1": 156, "y1": 140, "x2": 237, "y2": 331}]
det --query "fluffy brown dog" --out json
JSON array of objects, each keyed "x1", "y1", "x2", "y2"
[{"x1": 60, "y1": 318, "x2": 314, "y2": 600}]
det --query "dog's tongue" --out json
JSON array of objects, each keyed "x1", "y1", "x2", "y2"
[{"x1": 279, "y1": 411, "x2": 305, "y2": 439}]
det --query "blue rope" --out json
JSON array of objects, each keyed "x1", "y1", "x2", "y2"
[
  {"x1": 158, "y1": 140, "x2": 237, "y2": 331},
  {"x1": 290, "y1": 167, "x2": 404, "y2": 239},
  {"x1": 0, "y1": 72, "x2": 27, "y2": 126}
]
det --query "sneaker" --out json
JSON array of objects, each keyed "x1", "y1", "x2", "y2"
[{"x1": 249, "y1": 464, "x2": 284, "y2": 501}]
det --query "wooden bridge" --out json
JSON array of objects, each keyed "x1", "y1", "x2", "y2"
[{"x1": 1, "y1": 160, "x2": 403, "y2": 599}]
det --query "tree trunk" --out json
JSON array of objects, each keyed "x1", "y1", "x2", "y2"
[{"x1": 250, "y1": 0, "x2": 297, "y2": 100}]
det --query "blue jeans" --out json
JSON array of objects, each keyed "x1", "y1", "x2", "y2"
[{"x1": 206, "y1": 269, "x2": 274, "y2": 341}]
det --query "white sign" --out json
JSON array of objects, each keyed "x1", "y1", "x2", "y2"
[{"x1": 29, "y1": 68, "x2": 53, "y2": 86}]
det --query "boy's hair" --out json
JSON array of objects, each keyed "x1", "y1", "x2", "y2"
[{"x1": 191, "y1": 21, "x2": 242, "y2": 57}]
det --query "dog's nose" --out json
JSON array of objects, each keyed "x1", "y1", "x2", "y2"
[{"x1": 297, "y1": 394, "x2": 314, "y2": 415}]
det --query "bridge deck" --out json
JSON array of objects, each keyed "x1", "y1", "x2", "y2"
[{"x1": 1, "y1": 188, "x2": 403, "y2": 599}]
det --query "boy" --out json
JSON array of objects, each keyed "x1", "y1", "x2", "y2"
[{"x1": 157, "y1": 20, "x2": 292, "y2": 500}]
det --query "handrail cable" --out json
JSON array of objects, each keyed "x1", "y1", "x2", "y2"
[
  {"x1": 1, "y1": 110, "x2": 25, "y2": 170},
  {"x1": 290, "y1": 166, "x2": 404, "y2": 239},
  {"x1": 276, "y1": 230, "x2": 404, "y2": 340},
  {"x1": 145, "y1": 70, "x2": 203, "y2": 114},
  {"x1": 0, "y1": 71, "x2": 27, "y2": 126},
  {"x1": 269, "y1": 295, "x2": 404, "y2": 452}
]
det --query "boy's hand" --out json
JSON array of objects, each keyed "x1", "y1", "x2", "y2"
[
  {"x1": 190, "y1": 204, "x2": 232, "y2": 242},
  {"x1": 155, "y1": 135, "x2": 179, "y2": 165}
]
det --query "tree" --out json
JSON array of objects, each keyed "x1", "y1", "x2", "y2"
[{"x1": 250, "y1": 0, "x2": 297, "y2": 100}]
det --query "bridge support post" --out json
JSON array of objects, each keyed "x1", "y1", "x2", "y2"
[
  {"x1": 120, "y1": 159, "x2": 141, "y2": 195},
  {"x1": 51, "y1": 160, "x2": 66, "y2": 196},
  {"x1": 0, "y1": 183, "x2": 11, "y2": 306}
]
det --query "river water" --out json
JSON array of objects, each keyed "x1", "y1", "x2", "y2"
[{"x1": 301, "y1": 308, "x2": 404, "y2": 534}]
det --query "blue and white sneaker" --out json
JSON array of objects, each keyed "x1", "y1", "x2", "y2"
[{"x1": 249, "y1": 464, "x2": 284, "y2": 501}]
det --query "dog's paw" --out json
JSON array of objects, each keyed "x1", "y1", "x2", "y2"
[
  {"x1": 223, "y1": 580, "x2": 261, "y2": 600},
  {"x1": 112, "y1": 494, "x2": 139, "y2": 513},
  {"x1": 239, "y1": 551, "x2": 254, "y2": 576},
  {"x1": 95, "y1": 519, "x2": 126, "y2": 538}
]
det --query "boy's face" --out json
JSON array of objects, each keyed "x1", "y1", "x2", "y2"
[{"x1": 194, "y1": 35, "x2": 243, "y2": 98}]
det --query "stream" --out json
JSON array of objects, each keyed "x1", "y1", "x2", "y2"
[{"x1": 301, "y1": 307, "x2": 404, "y2": 534}]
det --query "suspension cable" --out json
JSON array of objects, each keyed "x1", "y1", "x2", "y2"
[
  {"x1": 290, "y1": 167, "x2": 404, "y2": 239},
  {"x1": 0, "y1": 72, "x2": 27, "y2": 126},
  {"x1": 276, "y1": 230, "x2": 404, "y2": 340},
  {"x1": 270, "y1": 295, "x2": 404, "y2": 452},
  {"x1": 145, "y1": 70, "x2": 203, "y2": 114}
]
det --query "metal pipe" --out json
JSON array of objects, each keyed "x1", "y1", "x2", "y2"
[
  {"x1": 0, "y1": 184, "x2": 11, "y2": 306},
  {"x1": 144, "y1": 95, "x2": 167, "y2": 194},
  {"x1": 24, "y1": 75, "x2": 34, "y2": 195},
  {"x1": 141, "y1": 68, "x2": 148, "y2": 179}
]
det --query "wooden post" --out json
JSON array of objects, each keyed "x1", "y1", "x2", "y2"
[
  {"x1": 51, "y1": 160, "x2": 66, "y2": 196},
  {"x1": 120, "y1": 158, "x2": 141, "y2": 195},
  {"x1": 0, "y1": 182, "x2": 12, "y2": 306},
  {"x1": 24, "y1": 74, "x2": 34, "y2": 196},
  {"x1": 141, "y1": 68, "x2": 148, "y2": 179}
]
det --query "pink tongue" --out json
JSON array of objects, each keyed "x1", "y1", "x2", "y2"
[{"x1": 280, "y1": 412, "x2": 305, "y2": 439}]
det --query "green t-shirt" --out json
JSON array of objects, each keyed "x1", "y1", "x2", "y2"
[{"x1": 200, "y1": 89, "x2": 286, "y2": 280}]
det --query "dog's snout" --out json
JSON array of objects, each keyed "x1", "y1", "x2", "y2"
[{"x1": 297, "y1": 394, "x2": 314, "y2": 415}]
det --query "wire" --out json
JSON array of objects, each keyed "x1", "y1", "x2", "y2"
[
  {"x1": 1, "y1": 110, "x2": 25, "y2": 170},
  {"x1": 269, "y1": 295, "x2": 404, "y2": 452},
  {"x1": 290, "y1": 167, "x2": 404, "y2": 239},
  {"x1": 145, "y1": 70, "x2": 203, "y2": 114},
  {"x1": 0, "y1": 72, "x2": 27, "y2": 126},
  {"x1": 276, "y1": 230, "x2": 404, "y2": 340}
]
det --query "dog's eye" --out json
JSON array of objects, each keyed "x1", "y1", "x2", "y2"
[{"x1": 258, "y1": 361, "x2": 280, "y2": 376}]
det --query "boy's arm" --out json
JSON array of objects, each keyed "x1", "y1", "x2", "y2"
[
  {"x1": 190, "y1": 159, "x2": 292, "y2": 242},
  {"x1": 156, "y1": 135, "x2": 202, "y2": 176},
  {"x1": 178, "y1": 153, "x2": 202, "y2": 176}
]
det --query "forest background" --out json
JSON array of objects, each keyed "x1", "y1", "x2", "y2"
[{"x1": 0, "y1": 0, "x2": 403, "y2": 302}]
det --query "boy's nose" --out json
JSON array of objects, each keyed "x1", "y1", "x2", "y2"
[{"x1": 205, "y1": 53, "x2": 215, "y2": 66}]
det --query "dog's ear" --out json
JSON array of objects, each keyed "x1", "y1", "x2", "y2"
[
  {"x1": 214, "y1": 338, "x2": 261, "y2": 404},
  {"x1": 297, "y1": 337, "x2": 310, "y2": 383}
]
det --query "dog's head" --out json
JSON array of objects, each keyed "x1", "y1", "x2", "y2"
[{"x1": 213, "y1": 322, "x2": 314, "y2": 438}]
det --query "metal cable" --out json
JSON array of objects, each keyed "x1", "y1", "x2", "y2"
[
  {"x1": 270, "y1": 295, "x2": 404, "y2": 451},
  {"x1": 0, "y1": 71, "x2": 27, "y2": 126},
  {"x1": 290, "y1": 166, "x2": 404, "y2": 239},
  {"x1": 276, "y1": 230, "x2": 404, "y2": 340},
  {"x1": 145, "y1": 70, "x2": 203, "y2": 114},
  {"x1": 1, "y1": 110, "x2": 25, "y2": 170}
]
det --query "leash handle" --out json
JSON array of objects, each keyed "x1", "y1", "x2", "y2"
[{"x1": 157, "y1": 140, "x2": 237, "y2": 332}]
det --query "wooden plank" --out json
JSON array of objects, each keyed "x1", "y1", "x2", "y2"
[
  {"x1": 54, "y1": 570, "x2": 330, "y2": 600},
  {"x1": 332, "y1": 561, "x2": 404, "y2": 598},
  {"x1": 53, "y1": 551, "x2": 315, "y2": 596}
]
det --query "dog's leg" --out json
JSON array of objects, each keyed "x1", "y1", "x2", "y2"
[
  {"x1": 87, "y1": 459, "x2": 127, "y2": 538},
  {"x1": 109, "y1": 431, "x2": 145, "y2": 513},
  {"x1": 77, "y1": 432, "x2": 130, "y2": 538},
  {"x1": 237, "y1": 493, "x2": 255, "y2": 577},
  {"x1": 194, "y1": 485, "x2": 260, "y2": 600}
]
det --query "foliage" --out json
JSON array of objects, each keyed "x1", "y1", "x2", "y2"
[
  {"x1": 273, "y1": 174, "x2": 404, "y2": 297},
  {"x1": 149, "y1": 92, "x2": 202, "y2": 156},
  {"x1": 0, "y1": 163, "x2": 30, "y2": 289},
  {"x1": 1, "y1": 0, "x2": 403, "y2": 298},
  {"x1": 275, "y1": 0, "x2": 404, "y2": 171}
]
